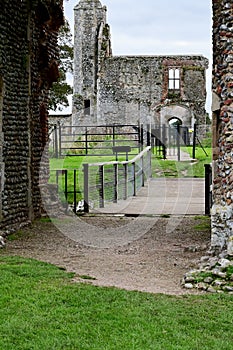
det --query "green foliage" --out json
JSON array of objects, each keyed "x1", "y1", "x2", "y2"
[
  {"x1": 7, "y1": 230, "x2": 32, "y2": 241},
  {"x1": 200, "y1": 132, "x2": 212, "y2": 148},
  {"x1": 49, "y1": 19, "x2": 73, "y2": 111},
  {"x1": 78, "y1": 275, "x2": 97, "y2": 281},
  {"x1": 194, "y1": 216, "x2": 211, "y2": 231},
  {"x1": 152, "y1": 158, "x2": 191, "y2": 178},
  {"x1": 0, "y1": 256, "x2": 233, "y2": 349},
  {"x1": 225, "y1": 266, "x2": 233, "y2": 279}
]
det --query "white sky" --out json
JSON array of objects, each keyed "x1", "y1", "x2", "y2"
[{"x1": 63, "y1": 0, "x2": 212, "y2": 114}]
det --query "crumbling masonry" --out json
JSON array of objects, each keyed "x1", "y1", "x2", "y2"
[
  {"x1": 72, "y1": 0, "x2": 208, "y2": 128},
  {"x1": 0, "y1": 0, "x2": 63, "y2": 231}
]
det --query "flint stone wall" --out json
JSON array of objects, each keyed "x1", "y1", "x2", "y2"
[
  {"x1": 0, "y1": 0, "x2": 63, "y2": 232},
  {"x1": 211, "y1": 0, "x2": 233, "y2": 251}
]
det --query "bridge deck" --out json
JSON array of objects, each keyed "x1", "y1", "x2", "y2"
[{"x1": 98, "y1": 178, "x2": 205, "y2": 216}]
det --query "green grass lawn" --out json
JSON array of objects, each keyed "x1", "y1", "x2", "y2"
[
  {"x1": 153, "y1": 146, "x2": 212, "y2": 178},
  {"x1": 0, "y1": 255, "x2": 232, "y2": 350},
  {"x1": 49, "y1": 151, "x2": 146, "y2": 204}
]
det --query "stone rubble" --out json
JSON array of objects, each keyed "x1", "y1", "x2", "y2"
[
  {"x1": 0, "y1": 235, "x2": 5, "y2": 248},
  {"x1": 182, "y1": 249, "x2": 233, "y2": 293}
]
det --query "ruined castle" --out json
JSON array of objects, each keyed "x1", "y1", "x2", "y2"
[
  {"x1": 1, "y1": 0, "x2": 233, "y2": 258},
  {"x1": 72, "y1": 0, "x2": 208, "y2": 128}
]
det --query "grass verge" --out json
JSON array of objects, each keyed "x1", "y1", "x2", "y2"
[
  {"x1": 152, "y1": 146, "x2": 212, "y2": 178},
  {"x1": 0, "y1": 255, "x2": 233, "y2": 350}
]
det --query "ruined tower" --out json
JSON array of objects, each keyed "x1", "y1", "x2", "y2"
[{"x1": 72, "y1": 0, "x2": 111, "y2": 123}]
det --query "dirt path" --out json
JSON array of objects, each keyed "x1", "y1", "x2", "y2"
[{"x1": 2, "y1": 215, "x2": 210, "y2": 295}]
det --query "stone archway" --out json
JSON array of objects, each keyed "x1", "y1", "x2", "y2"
[
  {"x1": 160, "y1": 105, "x2": 193, "y2": 128},
  {"x1": 168, "y1": 116, "x2": 182, "y2": 126}
]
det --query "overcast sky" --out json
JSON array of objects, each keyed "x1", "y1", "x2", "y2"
[{"x1": 63, "y1": 0, "x2": 212, "y2": 113}]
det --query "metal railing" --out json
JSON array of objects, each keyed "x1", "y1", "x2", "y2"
[
  {"x1": 50, "y1": 124, "x2": 141, "y2": 158},
  {"x1": 48, "y1": 147, "x2": 152, "y2": 214},
  {"x1": 83, "y1": 146, "x2": 152, "y2": 212},
  {"x1": 204, "y1": 163, "x2": 212, "y2": 215}
]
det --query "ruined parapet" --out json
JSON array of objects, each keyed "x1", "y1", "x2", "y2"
[
  {"x1": 211, "y1": 0, "x2": 233, "y2": 252},
  {"x1": 0, "y1": 0, "x2": 63, "y2": 231},
  {"x1": 97, "y1": 55, "x2": 208, "y2": 126}
]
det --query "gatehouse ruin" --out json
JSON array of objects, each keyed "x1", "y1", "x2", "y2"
[{"x1": 72, "y1": 0, "x2": 208, "y2": 129}]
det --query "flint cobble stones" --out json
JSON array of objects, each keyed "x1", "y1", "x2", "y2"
[
  {"x1": 182, "y1": 252, "x2": 233, "y2": 293},
  {"x1": 212, "y1": 0, "x2": 233, "y2": 252},
  {"x1": 0, "y1": 1, "x2": 63, "y2": 232}
]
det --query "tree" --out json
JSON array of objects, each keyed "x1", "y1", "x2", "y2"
[{"x1": 49, "y1": 19, "x2": 73, "y2": 111}]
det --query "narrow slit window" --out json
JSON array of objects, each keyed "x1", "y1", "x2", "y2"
[
  {"x1": 168, "y1": 68, "x2": 180, "y2": 90},
  {"x1": 84, "y1": 99, "x2": 91, "y2": 115}
]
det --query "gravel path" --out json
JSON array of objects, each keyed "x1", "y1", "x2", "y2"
[{"x1": 2, "y1": 215, "x2": 210, "y2": 295}]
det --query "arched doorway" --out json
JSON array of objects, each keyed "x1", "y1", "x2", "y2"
[
  {"x1": 160, "y1": 105, "x2": 193, "y2": 128},
  {"x1": 168, "y1": 117, "x2": 182, "y2": 127}
]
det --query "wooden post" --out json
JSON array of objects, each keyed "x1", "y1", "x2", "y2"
[
  {"x1": 140, "y1": 124, "x2": 144, "y2": 151},
  {"x1": 149, "y1": 149, "x2": 152, "y2": 178},
  {"x1": 123, "y1": 163, "x2": 128, "y2": 200},
  {"x1": 99, "y1": 165, "x2": 104, "y2": 208},
  {"x1": 192, "y1": 123, "x2": 197, "y2": 159},
  {"x1": 113, "y1": 163, "x2": 118, "y2": 203},
  {"x1": 133, "y1": 162, "x2": 136, "y2": 196},
  {"x1": 83, "y1": 163, "x2": 89, "y2": 213},
  {"x1": 113, "y1": 125, "x2": 116, "y2": 147},
  {"x1": 204, "y1": 164, "x2": 212, "y2": 215},
  {"x1": 64, "y1": 170, "x2": 68, "y2": 201},
  {"x1": 73, "y1": 169, "x2": 77, "y2": 213},
  {"x1": 177, "y1": 124, "x2": 181, "y2": 161},
  {"x1": 147, "y1": 124, "x2": 151, "y2": 146},
  {"x1": 85, "y1": 127, "x2": 88, "y2": 155},
  {"x1": 59, "y1": 124, "x2": 62, "y2": 157},
  {"x1": 54, "y1": 125, "x2": 58, "y2": 158},
  {"x1": 141, "y1": 156, "x2": 145, "y2": 187}
]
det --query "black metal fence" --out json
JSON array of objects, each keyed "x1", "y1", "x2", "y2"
[
  {"x1": 150, "y1": 124, "x2": 191, "y2": 161},
  {"x1": 50, "y1": 124, "x2": 142, "y2": 158},
  {"x1": 50, "y1": 122, "x2": 211, "y2": 162},
  {"x1": 49, "y1": 147, "x2": 152, "y2": 213},
  {"x1": 83, "y1": 146, "x2": 152, "y2": 212}
]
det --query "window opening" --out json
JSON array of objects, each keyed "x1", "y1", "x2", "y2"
[
  {"x1": 168, "y1": 68, "x2": 180, "y2": 90},
  {"x1": 84, "y1": 99, "x2": 91, "y2": 115}
]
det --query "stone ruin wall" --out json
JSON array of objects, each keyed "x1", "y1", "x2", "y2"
[
  {"x1": 97, "y1": 55, "x2": 208, "y2": 126},
  {"x1": 72, "y1": 0, "x2": 208, "y2": 129},
  {"x1": 72, "y1": 0, "x2": 111, "y2": 123},
  {"x1": 211, "y1": 0, "x2": 233, "y2": 252},
  {"x1": 0, "y1": 0, "x2": 63, "y2": 232}
]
